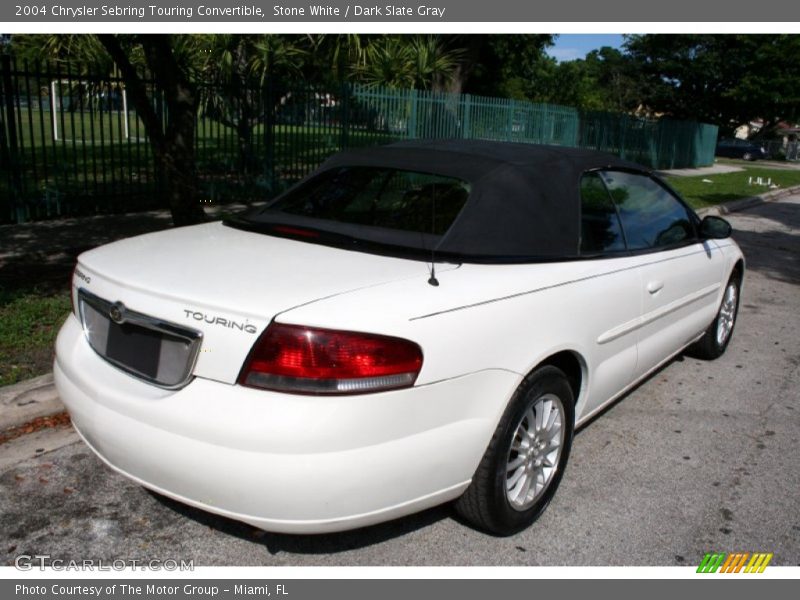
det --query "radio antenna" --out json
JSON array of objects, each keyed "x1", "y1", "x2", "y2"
[{"x1": 427, "y1": 187, "x2": 439, "y2": 286}]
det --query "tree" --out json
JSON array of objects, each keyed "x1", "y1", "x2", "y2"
[
  {"x1": 308, "y1": 34, "x2": 555, "y2": 97},
  {"x1": 458, "y1": 35, "x2": 555, "y2": 98},
  {"x1": 302, "y1": 34, "x2": 370, "y2": 84},
  {"x1": 467, "y1": 42, "x2": 641, "y2": 113},
  {"x1": 98, "y1": 35, "x2": 206, "y2": 225},
  {"x1": 520, "y1": 58, "x2": 595, "y2": 107},
  {"x1": 350, "y1": 37, "x2": 416, "y2": 89},
  {"x1": 624, "y1": 34, "x2": 800, "y2": 134},
  {"x1": 347, "y1": 35, "x2": 463, "y2": 91},
  {"x1": 197, "y1": 34, "x2": 307, "y2": 176},
  {"x1": 583, "y1": 47, "x2": 642, "y2": 113}
]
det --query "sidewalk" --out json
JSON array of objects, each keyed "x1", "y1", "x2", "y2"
[
  {"x1": 658, "y1": 163, "x2": 744, "y2": 177},
  {"x1": 659, "y1": 159, "x2": 800, "y2": 178},
  {"x1": 695, "y1": 183, "x2": 800, "y2": 216},
  {"x1": 0, "y1": 373, "x2": 61, "y2": 431}
]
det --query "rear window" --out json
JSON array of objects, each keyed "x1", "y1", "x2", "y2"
[{"x1": 268, "y1": 167, "x2": 470, "y2": 236}]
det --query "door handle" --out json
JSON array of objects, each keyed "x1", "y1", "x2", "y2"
[{"x1": 647, "y1": 280, "x2": 664, "y2": 294}]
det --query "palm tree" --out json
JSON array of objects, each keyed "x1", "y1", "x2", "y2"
[
  {"x1": 350, "y1": 35, "x2": 463, "y2": 90},
  {"x1": 353, "y1": 37, "x2": 416, "y2": 89},
  {"x1": 408, "y1": 36, "x2": 464, "y2": 91}
]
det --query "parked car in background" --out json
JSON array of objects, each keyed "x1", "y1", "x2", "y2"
[
  {"x1": 715, "y1": 138, "x2": 767, "y2": 161},
  {"x1": 55, "y1": 141, "x2": 744, "y2": 536}
]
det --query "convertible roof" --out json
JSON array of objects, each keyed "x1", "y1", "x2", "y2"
[
  {"x1": 323, "y1": 139, "x2": 643, "y2": 182},
  {"x1": 325, "y1": 140, "x2": 647, "y2": 259},
  {"x1": 243, "y1": 140, "x2": 649, "y2": 261}
]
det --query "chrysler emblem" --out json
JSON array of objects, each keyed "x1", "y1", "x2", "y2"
[{"x1": 109, "y1": 302, "x2": 126, "y2": 324}]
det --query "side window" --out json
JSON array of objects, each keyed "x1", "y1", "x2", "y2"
[
  {"x1": 579, "y1": 173, "x2": 626, "y2": 254},
  {"x1": 599, "y1": 171, "x2": 695, "y2": 251}
]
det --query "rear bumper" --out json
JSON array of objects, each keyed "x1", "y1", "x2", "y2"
[{"x1": 55, "y1": 314, "x2": 520, "y2": 533}]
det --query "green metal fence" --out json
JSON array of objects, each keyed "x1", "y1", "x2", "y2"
[
  {"x1": 577, "y1": 111, "x2": 720, "y2": 169},
  {"x1": 0, "y1": 56, "x2": 719, "y2": 224}
]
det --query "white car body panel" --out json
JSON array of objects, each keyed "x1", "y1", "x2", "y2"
[
  {"x1": 74, "y1": 222, "x2": 456, "y2": 384},
  {"x1": 634, "y1": 242, "x2": 725, "y2": 378},
  {"x1": 55, "y1": 314, "x2": 521, "y2": 532},
  {"x1": 282, "y1": 256, "x2": 644, "y2": 421}
]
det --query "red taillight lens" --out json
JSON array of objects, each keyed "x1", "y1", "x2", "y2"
[{"x1": 239, "y1": 323, "x2": 423, "y2": 395}]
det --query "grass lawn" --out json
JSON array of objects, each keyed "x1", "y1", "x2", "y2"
[
  {"x1": 667, "y1": 165, "x2": 800, "y2": 209},
  {"x1": 0, "y1": 290, "x2": 71, "y2": 387}
]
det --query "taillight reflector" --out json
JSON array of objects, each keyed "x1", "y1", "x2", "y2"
[
  {"x1": 271, "y1": 225, "x2": 320, "y2": 238},
  {"x1": 239, "y1": 323, "x2": 423, "y2": 394}
]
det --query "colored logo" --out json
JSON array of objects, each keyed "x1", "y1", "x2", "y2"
[{"x1": 697, "y1": 552, "x2": 773, "y2": 573}]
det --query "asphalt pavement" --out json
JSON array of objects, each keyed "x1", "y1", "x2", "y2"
[{"x1": 1, "y1": 197, "x2": 799, "y2": 566}]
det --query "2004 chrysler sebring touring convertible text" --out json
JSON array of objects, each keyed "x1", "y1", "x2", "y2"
[{"x1": 54, "y1": 141, "x2": 743, "y2": 535}]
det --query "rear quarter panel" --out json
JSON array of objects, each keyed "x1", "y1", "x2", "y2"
[{"x1": 279, "y1": 257, "x2": 644, "y2": 423}]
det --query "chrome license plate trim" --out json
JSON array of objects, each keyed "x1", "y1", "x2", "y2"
[{"x1": 77, "y1": 288, "x2": 203, "y2": 389}]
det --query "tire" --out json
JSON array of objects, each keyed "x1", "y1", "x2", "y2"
[
  {"x1": 742, "y1": 152, "x2": 754, "y2": 161},
  {"x1": 687, "y1": 274, "x2": 741, "y2": 360},
  {"x1": 455, "y1": 365, "x2": 575, "y2": 535}
]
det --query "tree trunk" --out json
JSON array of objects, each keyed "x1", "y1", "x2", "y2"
[
  {"x1": 155, "y1": 135, "x2": 204, "y2": 227},
  {"x1": 98, "y1": 34, "x2": 206, "y2": 227},
  {"x1": 442, "y1": 36, "x2": 484, "y2": 95},
  {"x1": 162, "y1": 77, "x2": 205, "y2": 226}
]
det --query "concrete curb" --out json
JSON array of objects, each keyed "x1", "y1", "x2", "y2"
[
  {"x1": 695, "y1": 184, "x2": 800, "y2": 217},
  {"x1": 0, "y1": 373, "x2": 63, "y2": 431}
]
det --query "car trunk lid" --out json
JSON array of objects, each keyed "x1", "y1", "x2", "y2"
[{"x1": 73, "y1": 221, "x2": 445, "y2": 385}]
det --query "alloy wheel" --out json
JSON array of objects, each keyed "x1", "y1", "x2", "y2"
[
  {"x1": 716, "y1": 282, "x2": 738, "y2": 346},
  {"x1": 505, "y1": 393, "x2": 565, "y2": 511}
]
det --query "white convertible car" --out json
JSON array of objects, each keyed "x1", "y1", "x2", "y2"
[{"x1": 54, "y1": 140, "x2": 743, "y2": 535}]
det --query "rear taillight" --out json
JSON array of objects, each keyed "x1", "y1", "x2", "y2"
[{"x1": 238, "y1": 323, "x2": 423, "y2": 395}]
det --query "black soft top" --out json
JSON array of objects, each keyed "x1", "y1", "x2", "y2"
[{"x1": 234, "y1": 140, "x2": 649, "y2": 261}]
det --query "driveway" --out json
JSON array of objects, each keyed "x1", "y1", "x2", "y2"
[{"x1": 2, "y1": 197, "x2": 799, "y2": 566}]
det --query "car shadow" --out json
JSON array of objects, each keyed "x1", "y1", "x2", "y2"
[
  {"x1": 730, "y1": 200, "x2": 800, "y2": 285},
  {"x1": 574, "y1": 353, "x2": 690, "y2": 432},
  {"x1": 733, "y1": 228, "x2": 800, "y2": 285},
  {"x1": 146, "y1": 489, "x2": 453, "y2": 555}
]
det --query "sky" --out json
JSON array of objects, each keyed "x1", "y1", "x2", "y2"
[{"x1": 546, "y1": 34, "x2": 626, "y2": 62}]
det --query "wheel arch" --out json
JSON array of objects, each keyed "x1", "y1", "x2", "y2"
[
  {"x1": 524, "y1": 349, "x2": 588, "y2": 420},
  {"x1": 731, "y1": 258, "x2": 744, "y2": 285}
]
